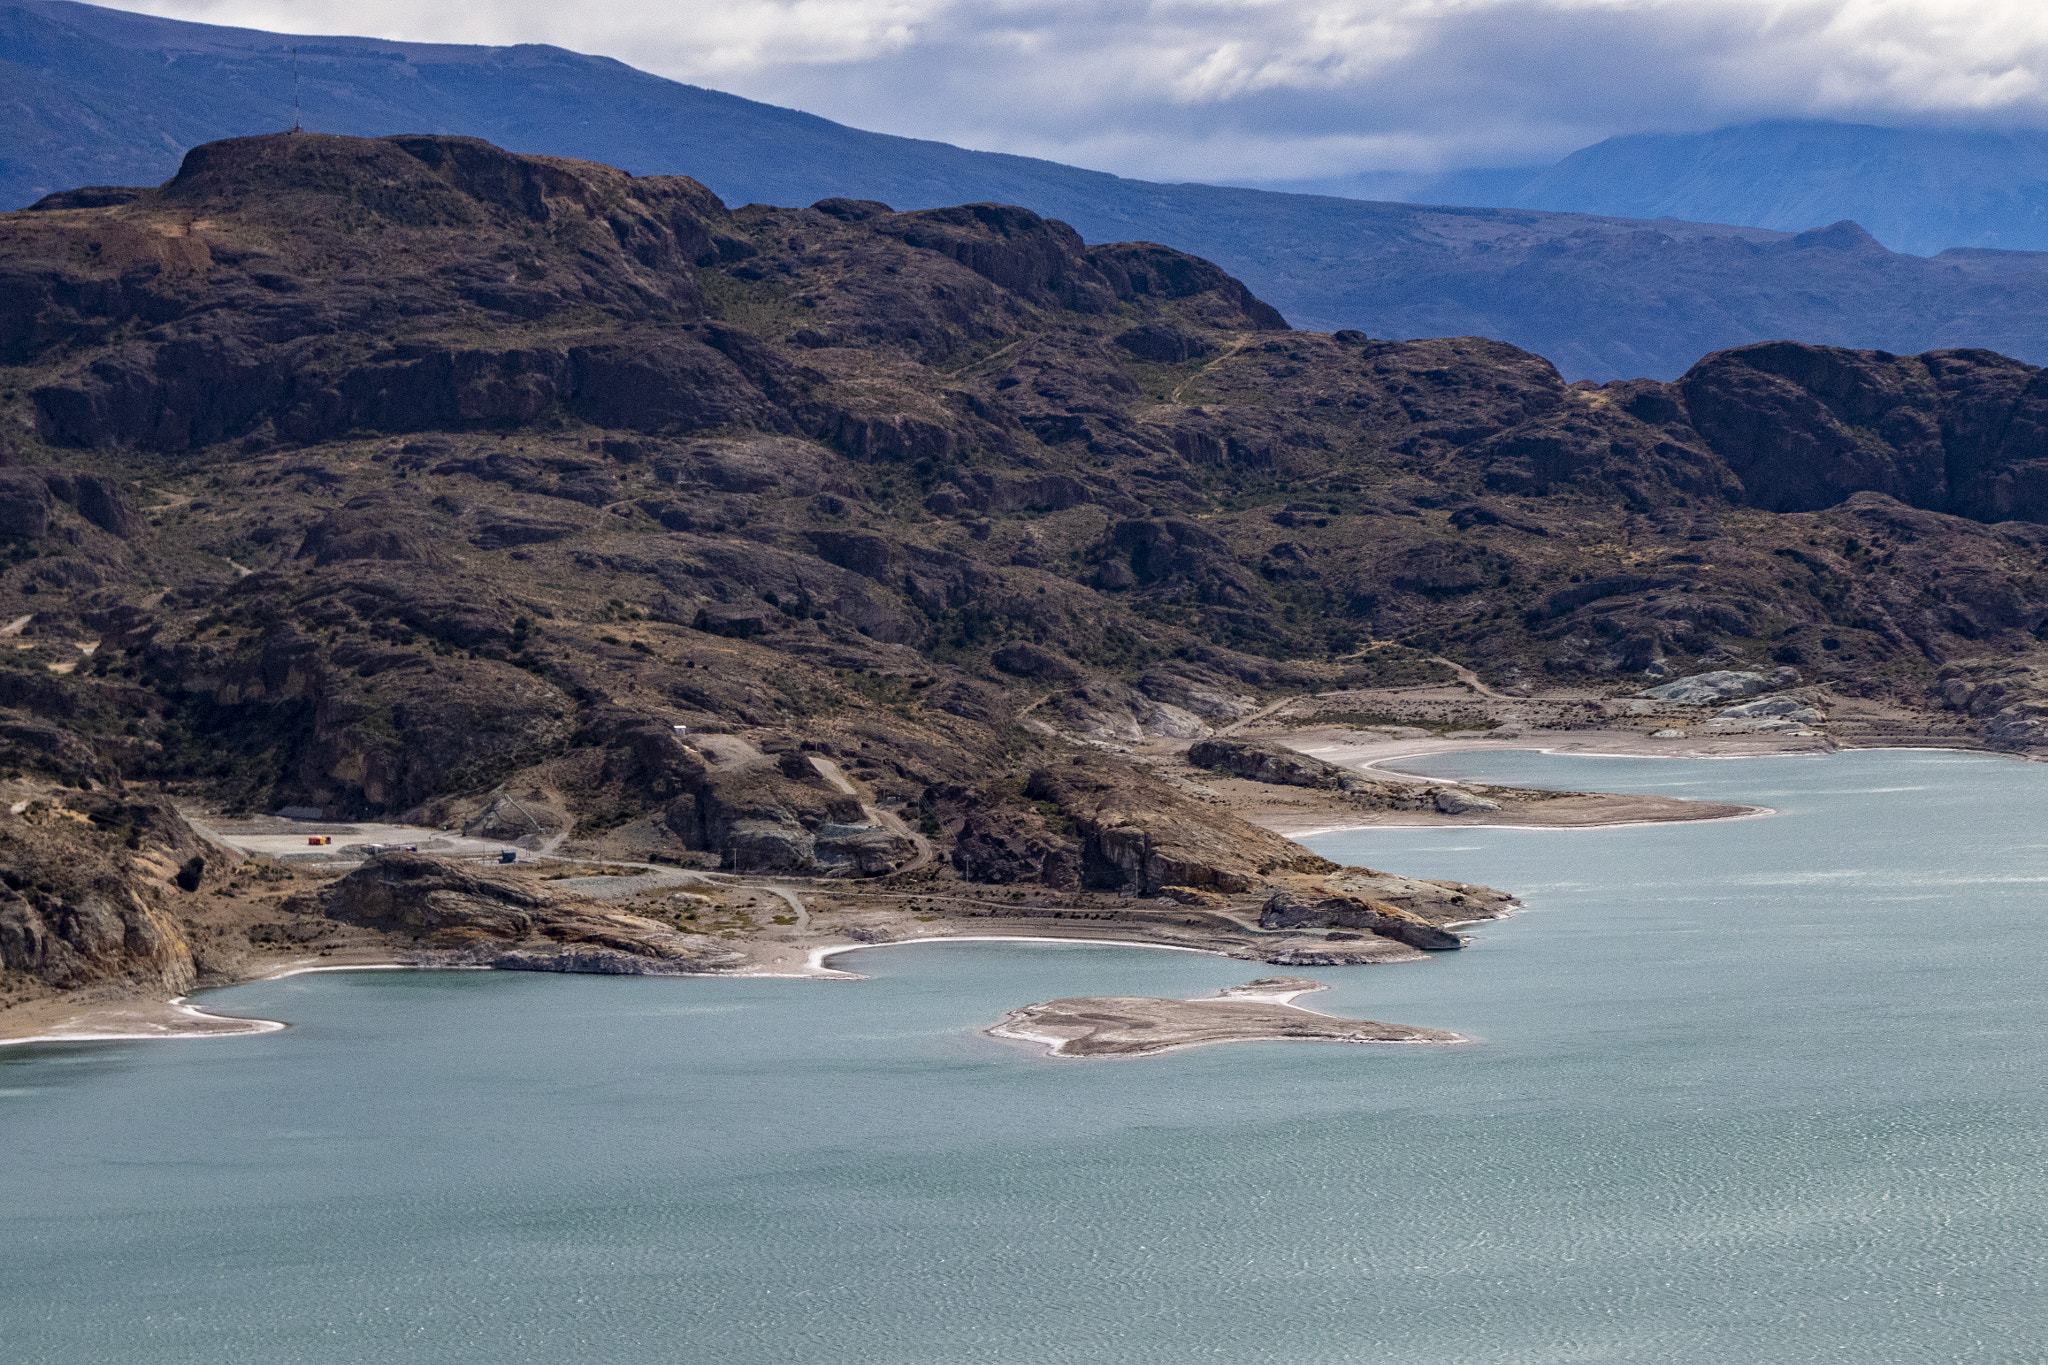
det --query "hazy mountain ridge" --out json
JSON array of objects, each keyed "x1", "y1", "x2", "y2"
[
  {"x1": 1262, "y1": 121, "x2": 2048, "y2": 260},
  {"x1": 12, "y1": 3, "x2": 2048, "y2": 381},
  {"x1": 1517, "y1": 122, "x2": 2048, "y2": 258}
]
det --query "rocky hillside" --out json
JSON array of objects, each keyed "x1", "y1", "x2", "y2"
[{"x1": 4, "y1": 132, "x2": 2048, "y2": 996}]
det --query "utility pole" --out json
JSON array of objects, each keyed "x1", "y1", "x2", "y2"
[{"x1": 291, "y1": 45, "x2": 302, "y2": 133}]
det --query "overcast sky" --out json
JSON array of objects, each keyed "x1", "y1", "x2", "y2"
[{"x1": 102, "y1": 1, "x2": 2048, "y2": 182}]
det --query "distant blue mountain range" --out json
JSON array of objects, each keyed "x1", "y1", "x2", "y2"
[
  {"x1": 10, "y1": 1, "x2": 2048, "y2": 381},
  {"x1": 1255, "y1": 121, "x2": 2048, "y2": 258}
]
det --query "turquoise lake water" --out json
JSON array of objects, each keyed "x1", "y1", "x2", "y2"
[{"x1": 4, "y1": 748, "x2": 2046, "y2": 1363}]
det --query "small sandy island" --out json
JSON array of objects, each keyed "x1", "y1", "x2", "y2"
[{"x1": 987, "y1": 976, "x2": 1462, "y2": 1058}]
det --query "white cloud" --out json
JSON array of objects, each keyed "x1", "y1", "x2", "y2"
[{"x1": 98, "y1": 0, "x2": 2048, "y2": 179}]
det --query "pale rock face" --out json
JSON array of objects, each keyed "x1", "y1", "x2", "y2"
[
  {"x1": 1059, "y1": 686, "x2": 1212, "y2": 742},
  {"x1": 1639, "y1": 666, "x2": 1799, "y2": 704},
  {"x1": 1066, "y1": 708, "x2": 1143, "y2": 743},
  {"x1": 1931, "y1": 662, "x2": 2048, "y2": 749},
  {"x1": 1985, "y1": 701, "x2": 2048, "y2": 747},
  {"x1": 1714, "y1": 694, "x2": 1823, "y2": 723},
  {"x1": 1140, "y1": 703, "x2": 1210, "y2": 739},
  {"x1": 1177, "y1": 687, "x2": 1259, "y2": 720}
]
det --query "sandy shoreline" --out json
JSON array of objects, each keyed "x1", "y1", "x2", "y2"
[
  {"x1": 0, "y1": 994, "x2": 289, "y2": 1047},
  {"x1": 1197, "y1": 726, "x2": 1790, "y2": 837},
  {"x1": 1225, "y1": 727, "x2": 2030, "y2": 837},
  {"x1": 1276, "y1": 802, "x2": 1777, "y2": 839},
  {"x1": 987, "y1": 977, "x2": 1468, "y2": 1058},
  {"x1": 0, "y1": 959, "x2": 445, "y2": 1047},
  {"x1": 809, "y1": 935, "x2": 1234, "y2": 978},
  {"x1": 0, "y1": 937, "x2": 1242, "y2": 1046}
]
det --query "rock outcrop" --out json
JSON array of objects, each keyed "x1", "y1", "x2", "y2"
[
  {"x1": 1187, "y1": 737, "x2": 1373, "y2": 792},
  {"x1": 1023, "y1": 759, "x2": 1335, "y2": 895},
  {"x1": 0, "y1": 793, "x2": 211, "y2": 992},
  {"x1": 1432, "y1": 789, "x2": 1502, "y2": 815},
  {"x1": 1711, "y1": 694, "x2": 1824, "y2": 729},
  {"x1": 318, "y1": 852, "x2": 740, "y2": 971},
  {"x1": 1641, "y1": 668, "x2": 1800, "y2": 704},
  {"x1": 1320, "y1": 867, "x2": 1519, "y2": 924},
  {"x1": 1259, "y1": 891, "x2": 1465, "y2": 951},
  {"x1": 1932, "y1": 660, "x2": 2048, "y2": 750}
]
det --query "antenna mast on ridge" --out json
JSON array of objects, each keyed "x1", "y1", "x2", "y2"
[{"x1": 291, "y1": 45, "x2": 302, "y2": 133}]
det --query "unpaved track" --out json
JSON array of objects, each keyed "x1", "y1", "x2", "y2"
[
  {"x1": 1216, "y1": 695, "x2": 1301, "y2": 735},
  {"x1": 1169, "y1": 334, "x2": 1252, "y2": 404},
  {"x1": 1430, "y1": 655, "x2": 1510, "y2": 700}
]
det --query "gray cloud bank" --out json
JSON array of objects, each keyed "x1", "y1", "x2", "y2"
[{"x1": 103, "y1": 1, "x2": 2048, "y2": 181}]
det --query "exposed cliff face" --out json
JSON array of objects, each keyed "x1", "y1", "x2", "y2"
[
  {"x1": 1022, "y1": 759, "x2": 1336, "y2": 894},
  {"x1": 0, "y1": 793, "x2": 210, "y2": 992},
  {"x1": 1259, "y1": 891, "x2": 1464, "y2": 952},
  {"x1": 1, "y1": 131, "x2": 2047, "y2": 905}
]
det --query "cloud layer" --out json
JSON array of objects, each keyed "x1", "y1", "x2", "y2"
[{"x1": 106, "y1": 1, "x2": 2048, "y2": 180}]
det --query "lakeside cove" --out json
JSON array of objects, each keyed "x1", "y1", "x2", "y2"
[
  {"x1": 6, "y1": 746, "x2": 2045, "y2": 1363},
  {"x1": 0, "y1": 707, "x2": 1817, "y2": 1046}
]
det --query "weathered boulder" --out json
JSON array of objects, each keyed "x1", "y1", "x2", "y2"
[
  {"x1": 1983, "y1": 700, "x2": 2048, "y2": 749},
  {"x1": 1115, "y1": 322, "x2": 1218, "y2": 363},
  {"x1": 468, "y1": 508, "x2": 584, "y2": 549},
  {"x1": 297, "y1": 503, "x2": 448, "y2": 567},
  {"x1": 0, "y1": 709, "x2": 104, "y2": 783},
  {"x1": 947, "y1": 799, "x2": 1083, "y2": 888},
  {"x1": 40, "y1": 471, "x2": 143, "y2": 537},
  {"x1": 1432, "y1": 788, "x2": 1502, "y2": 815},
  {"x1": 1320, "y1": 866, "x2": 1517, "y2": 924},
  {"x1": 694, "y1": 603, "x2": 776, "y2": 637},
  {"x1": 0, "y1": 470, "x2": 54, "y2": 539},
  {"x1": 322, "y1": 852, "x2": 552, "y2": 939},
  {"x1": 486, "y1": 940, "x2": 737, "y2": 975}
]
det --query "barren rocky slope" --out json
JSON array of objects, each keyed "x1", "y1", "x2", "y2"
[{"x1": 4, "y1": 132, "x2": 2048, "y2": 1006}]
